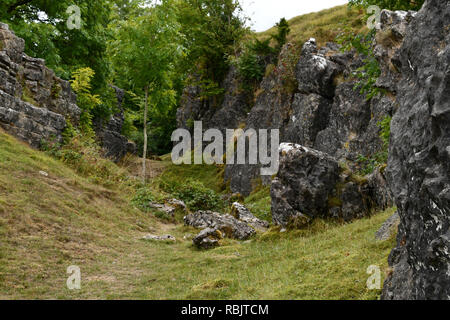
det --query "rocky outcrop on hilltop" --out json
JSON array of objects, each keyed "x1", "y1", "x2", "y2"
[
  {"x1": 0, "y1": 23, "x2": 80, "y2": 147},
  {"x1": 381, "y1": 0, "x2": 450, "y2": 300},
  {"x1": 0, "y1": 23, "x2": 133, "y2": 161}
]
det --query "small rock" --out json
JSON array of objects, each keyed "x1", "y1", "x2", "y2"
[
  {"x1": 192, "y1": 228, "x2": 221, "y2": 249},
  {"x1": 39, "y1": 171, "x2": 48, "y2": 177},
  {"x1": 166, "y1": 198, "x2": 187, "y2": 210},
  {"x1": 142, "y1": 234, "x2": 176, "y2": 242},
  {"x1": 148, "y1": 203, "x2": 176, "y2": 216},
  {"x1": 231, "y1": 202, "x2": 269, "y2": 231},
  {"x1": 183, "y1": 233, "x2": 194, "y2": 240},
  {"x1": 375, "y1": 212, "x2": 400, "y2": 241}
]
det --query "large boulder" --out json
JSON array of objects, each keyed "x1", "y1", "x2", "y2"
[
  {"x1": 271, "y1": 143, "x2": 385, "y2": 227},
  {"x1": 381, "y1": 0, "x2": 450, "y2": 300}
]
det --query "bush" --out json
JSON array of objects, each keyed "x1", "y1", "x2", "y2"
[
  {"x1": 41, "y1": 132, "x2": 128, "y2": 188},
  {"x1": 131, "y1": 187, "x2": 156, "y2": 212},
  {"x1": 272, "y1": 18, "x2": 291, "y2": 55},
  {"x1": 160, "y1": 178, "x2": 224, "y2": 212},
  {"x1": 336, "y1": 29, "x2": 383, "y2": 101}
]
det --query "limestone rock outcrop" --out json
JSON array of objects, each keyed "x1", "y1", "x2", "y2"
[
  {"x1": 0, "y1": 23, "x2": 133, "y2": 161},
  {"x1": 0, "y1": 23, "x2": 80, "y2": 147},
  {"x1": 381, "y1": 0, "x2": 450, "y2": 300}
]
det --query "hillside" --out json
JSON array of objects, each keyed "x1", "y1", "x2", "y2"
[
  {"x1": 257, "y1": 5, "x2": 366, "y2": 46},
  {"x1": 0, "y1": 129, "x2": 395, "y2": 299}
]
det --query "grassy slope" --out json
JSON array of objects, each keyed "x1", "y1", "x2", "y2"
[
  {"x1": 0, "y1": 130, "x2": 396, "y2": 299},
  {"x1": 257, "y1": 5, "x2": 367, "y2": 46}
]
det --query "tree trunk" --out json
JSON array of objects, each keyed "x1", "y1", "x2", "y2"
[{"x1": 142, "y1": 86, "x2": 149, "y2": 183}]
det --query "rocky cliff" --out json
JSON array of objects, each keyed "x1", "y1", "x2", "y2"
[
  {"x1": 0, "y1": 23, "x2": 80, "y2": 147},
  {"x1": 0, "y1": 23, "x2": 133, "y2": 161},
  {"x1": 381, "y1": 0, "x2": 450, "y2": 300}
]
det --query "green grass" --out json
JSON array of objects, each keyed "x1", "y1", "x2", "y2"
[
  {"x1": 257, "y1": 5, "x2": 367, "y2": 47},
  {"x1": 0, "y1": 129, "x2": 396, "y2": 299}
]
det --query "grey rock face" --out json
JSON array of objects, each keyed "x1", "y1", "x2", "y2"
[
  {"x1": 314, "y1": 82, "x2": 371, "y2": 159},
  {"x1": 0, "y1": 90, "x2": 66, "y2": 147},
  {"x1": 0, "y1": 23, "x2": 132, "y2": 162},
  {"x1": 373, "y1": 10, "x2": 417, "y2": 92},
  {"x1": 296, "y1": 38, "x2": 340, "y2": 98},
  {"x1": 284, "y1": 93, "x2": 332, "y2": 148},
  {"x1": 94, "y1": 85, "x2": 136, "y2": 162},
  {"x1": 271, "y1": 143, "x2": 384, "y2": 227},
  {"x1": 381, "y1": 0, "x2": 450, "y2": 300},
  {"x1": 223, "y1": 38, "x2": 391, "y2": 196},
  {"x1": 184, "y1": 210, "x2": 256, "y2": 241},
  {"x1": 224, "y1": 44, "x2": 299, "y2": 196},
  {"x1": 177, "y1": 66, "x2": 250, "y2": 132},
  {"x1": 0, "y1": 23, "x2": 81, "y2": 147},
  {"x1": 376, "y1": 211, "x2": 400, "y2": 241}
]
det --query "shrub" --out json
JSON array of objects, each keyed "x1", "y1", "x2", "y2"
[
  {"x1": 272, "y1": 18, "x2": 291, "y2": 55},
  {"x1": 41, "y1": 132, "x2": 128, "y2": 188},
  {"x1": 160, "y1": 178, "x2": 224, "y2": 212},
  {"x1": 131, "y1": 187, "x2": 156, "y2": 212},
  {"x1": 336, "y1": 28, "x2": 383, "y2": 101}
]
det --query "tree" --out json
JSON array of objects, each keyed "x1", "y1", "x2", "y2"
[
  {"x1": 110, "y1": 0, "x2": 183, "y2": 182},
  {"x1": 272, "y1": 18, "x2": 290, "y2": 54},
  {"x1": 176, "y1": 0, "x2": 248, "y2": 94}
]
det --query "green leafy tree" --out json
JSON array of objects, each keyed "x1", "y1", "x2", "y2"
[
  {"x1": 272, "y1": 18, "x2": 290, "y2": 54},
  {"x1": 110, "y1": 0, "x2": 184, "y2": 182},
  {"x1": 176, "y1": 0, "x2": 248, "y2": 96},
  {"x1": 70, "y1": 68, "x2": 102, "y2": 135}
]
